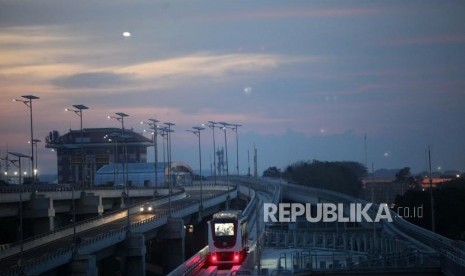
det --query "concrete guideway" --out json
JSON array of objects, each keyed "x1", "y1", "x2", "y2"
[{"x1": 172, "y1": 177, "x2": 282, "y2": 276}]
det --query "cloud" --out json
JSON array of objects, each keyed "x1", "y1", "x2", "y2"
[
  {"x1": 116, "y1": 53, "x2": 317, "y2": 80},
  {"x1": 52, "y1": 72, "x2": 133, "y2": 89}
]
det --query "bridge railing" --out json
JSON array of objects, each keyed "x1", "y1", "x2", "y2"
[
  {"x1": 132, "y1": 184, "x2": 237, "y2": 231},
  {"x1": 0, "y1": 184, "x2": 176, "y2": 194},
  {"x1": 236, "y1": 177, "x2": 282, "y2": 272}
]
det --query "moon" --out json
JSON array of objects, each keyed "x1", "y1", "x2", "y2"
[
  {"x1": 122, "y1": 31, "x2": 131, "y2": 38},
  {"x1": 244, "y1": 86, "x2": 252, "y2": 95}
]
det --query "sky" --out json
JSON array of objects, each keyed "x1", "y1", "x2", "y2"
[{"x1": 1, "y1": 1, "x2": 465, "y2": 176}]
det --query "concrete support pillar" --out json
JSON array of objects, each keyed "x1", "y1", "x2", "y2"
[
  {"x1": 24, "y1": 194, "x2": 55, "y2": 234},
  {"x1": 293, "y1": 231, "x2": 297, "y2": 247},
  {"x1": 342, "y1": 234, "x2": 347, "y2": 250},
  {"x1": 363, "y1": 235, "x2": 368, "y2": 252},
  {"x1": 69, "y1": 254, "x2": 98, "y2": 276},
  {"x1": 123, "y1": 234, "x2": 146, "y2": 276},
  {"x1": 33, "y1": 217, "x2": 54, "y2": 234},
  {"x1": 76, "y1": 192, "x2": 104, "y2": 215},
  {"x1": 161, "y1": 217, "x2": 186, "y2": 272}
]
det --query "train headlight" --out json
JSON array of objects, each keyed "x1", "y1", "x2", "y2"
[
  {"x1": 210, "y1": 253, "x2": 217, "y2": 263},
  {"x1": 148, "y1": 206, "x2": 153, "y2": 211},
  {"x1": 140, "y1": 207, "x2": 144, "y2": 212},
  {"x1": 234, "y1": 252, "x2": 240, "y2": 262}
]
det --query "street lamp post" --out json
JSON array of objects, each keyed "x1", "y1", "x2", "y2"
[
  {"x1": 163, "y1": 123, "x2": 175, "y2": 184},
  {"x1": 149, "y1": 119, "x2": 159, "y2": 188},
  {"x1": 230, "y1": 124, "x2": 242, "y2": 176},
  {"x1": 141, "y1": 119, "x2": 160, "y2": 188},
  {"x1": 428, "y1": 146, "x2": 435, "y2": 233},
  {"x1": 109, "y1": 133, "x2": 131, "y2": 232},
  {"x1": 187, "y1": 127, "x2": 205, "y2": 215},
  {"x1": 7, "y1": 151, "x2": 30, "y2": 267},
  {"x1": 206, "y1": 121, "x2": 218, "y2": 185},
  {"x1": 13, "y1": 95, "x2": 40, "y2": 182},
  {"x1": 104, "y1": 134, "x2": 119, "y2": 186},
  {"x1": 159, "y1": 128, "x2": 168, "y2": 183},
  {"x1": 108, "y1": 112, "x2": 129, "y2": 133},
  {"x1": 66, "y1": 105, "x2": 89, "y2": 132},
  {"x1": 163, "y1": 122, "x2": 175, "y2": 216},
  {"x1": 219, "y1": 122, "x2": 230, "y2": 208},
  {"x1": 67, "y1": 105, "x2": 89, "y2": 187},
  {"x1": 28, "y1": 139, "x2": 41, "y2": 180},
  {"x1": 123, "y1": 136, "x2": 130, "y2": 232}
]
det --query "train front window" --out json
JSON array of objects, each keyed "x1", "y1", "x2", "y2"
[{"x1": 214, "y1": 222, "x2": 234, "y2": 236}]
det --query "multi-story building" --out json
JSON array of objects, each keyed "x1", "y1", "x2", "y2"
[{"x1": 45, "y1": 128, "x2": 152, "y2": 186}]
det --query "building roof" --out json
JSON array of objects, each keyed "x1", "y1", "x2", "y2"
[
  {"x1": 96, "y1": 162, "x2": 167, "y2": 174},
  {"x1": 46, "y1": 127, "x2": 152, "y2": 148},
  {"x1": 96, "y1": 162, "x2": 194, "y2": 175}
]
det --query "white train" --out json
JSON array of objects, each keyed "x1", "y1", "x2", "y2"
[{"x1": 207, "y1": 210, "x2": 248, "y2": 265}]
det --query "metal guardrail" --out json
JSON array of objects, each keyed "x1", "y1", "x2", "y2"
[
  {"x1": 0, "y1": 184, "x2": 173, "y2": 193},
  {"x1": 287, "y1": 249, "x2": 439, "y2": 273},
  {"x1": 167, "y1": 246, "x2": 209, "y2": 276}
]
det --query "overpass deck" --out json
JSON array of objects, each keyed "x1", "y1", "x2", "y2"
[{"x1": 0, "y1": 183, "x2": 236, "y2": 275}]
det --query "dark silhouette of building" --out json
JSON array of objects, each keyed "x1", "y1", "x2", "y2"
[{"x1": 45, "y1": 128, "x2": 151, "y2": 186}]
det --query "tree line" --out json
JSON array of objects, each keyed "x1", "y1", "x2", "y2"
[{"x1": 263, "y1": 160, "x2": 367, "y2": 197}]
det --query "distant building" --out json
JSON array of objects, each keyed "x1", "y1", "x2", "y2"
[
  {"x1": 361, "y1": 177, "x2": 409, "y2": 204},
  {"x1": 45, "y1": 128, "x2": 152, "y2": 186},
  {"x1": 420, "y1": 177, "x2": 454, "y2": 189},
  {"x1": 94, "y1": 162, "x2": 194, "y2": 187}
]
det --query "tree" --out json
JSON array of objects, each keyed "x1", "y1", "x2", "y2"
[
  {"x1": 395, "y1": 177, "x2": 465, "y2": 240},
  {"x1": 395, "y1": 167, "x2": 411, "y2": 182},
  {"x1": 263, "y1": 166, "x2": 282, "y2": 178},
  {"x1": 282, "y1": 160, "x2": 364, "y2": 197}
]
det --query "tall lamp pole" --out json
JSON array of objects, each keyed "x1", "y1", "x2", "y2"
[
  {"x1": 108, "y1": 112, "x2": 129, "y2": 133},
  {"x1": 428, "y1": 146, "x2": 435, "y2": 233},
  {"x1": 148, "y1": 119, "x2": 160, "y2": 188},
  {"x1": 219, "y1": 122, "x2": 230, "y2": 208},
  {"x1": 67, "y1": 105, "x2": 89, "y2": 188},
  {"x1": 13, "y1": 95, "x2": 40, "y2": 182},
  {"x1": 141, "y1": 119, "x2": 160, "y2": 188},
  {"x1": 230, "y1": 124, "x2": 242, "y2": 176},
  {"x1": 113, "y1": 134, "x2": 131, "y2": 232},
  {"x1": 206, "y1": 121, "x2": 218, "y2": 185},
  {"x1": 66, "y1": 105, "x2": 89, "y2": 132},
  {"x1": 187, "y1": 127, "x2": 205, "y2": 215},
  {"x1": 164, "y1": 122, "x2": 175, "y2": 216},
  {"x1": 28, "y1": 139, "x2": 41, "y2": 180},
  {"x1": 7, "y1": 152, "x2": 30, "y2": 267},
  {"x1": 159, "y1": 128, "x2": 168, "y2": 183}
]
